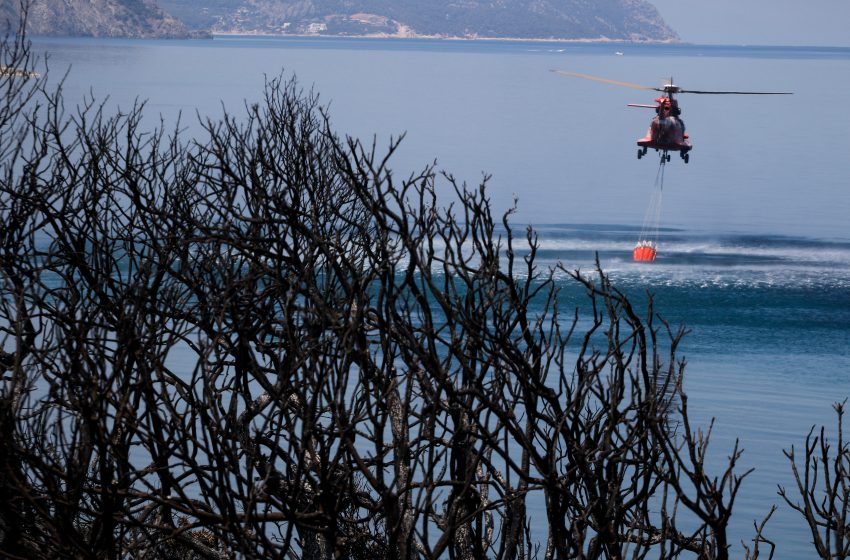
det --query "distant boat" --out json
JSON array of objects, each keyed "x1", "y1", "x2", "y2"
[{"x1": 615, "y1": 51, "x2": 624, "y2": 56}]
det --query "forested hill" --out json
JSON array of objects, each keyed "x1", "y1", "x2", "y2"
[
  {"x1": 161, "y1": 0, "x2": 677, "y2": 41},
  {"x1": 1, "y1": 0, "x2": 202, "y2": 38},
  {"x1": 4, "y1": 0, "x2": 678, "y2": 41}
]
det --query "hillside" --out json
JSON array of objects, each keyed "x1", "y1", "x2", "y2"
[
  {"x1": 157, "y1": 0, "x2": 679, "y2": 42},
  {"x1": 0, "y1": 0, "x2": 202, "y2": 38},
  {"x1": 0, "y1": 0, "x2": 677, "y2": 41}
]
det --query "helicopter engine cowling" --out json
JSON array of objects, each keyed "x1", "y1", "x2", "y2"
[{"x1": 656, "y1": 116, "x2": 681, "y2": 143}]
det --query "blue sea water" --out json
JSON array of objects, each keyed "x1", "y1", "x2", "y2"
[{"x1": 30, "y1": 36, "x2": 850, "y2": 556}]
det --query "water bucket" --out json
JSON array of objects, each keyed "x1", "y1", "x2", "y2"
[{"x1": 633, "y1": 245, "x2": 657, "y2": 262}]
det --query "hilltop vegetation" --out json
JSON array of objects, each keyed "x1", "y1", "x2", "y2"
[
  {"x1": 160, "y1": 0, "x2": 678, "y2": 40},
  {"x1": 2, "y1": 0, "x2": 677, "y2": 41}
]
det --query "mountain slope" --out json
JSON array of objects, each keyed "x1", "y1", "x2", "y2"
[
  {"x1": 1, "y1": 0, "x2": 198, "y2": 38},
  {"x1": 160, "y1": 0, "x2": 678, "y2": 41}
]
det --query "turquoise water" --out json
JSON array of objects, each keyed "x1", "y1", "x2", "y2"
[
  {"x1": 32, "y1": 36, "x2": 850, "y2": 555},
  {"x1": 517, "y1": 223, "x2": 850, "y2": 554}
]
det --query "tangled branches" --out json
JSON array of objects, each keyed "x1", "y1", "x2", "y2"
[{"x1": 1, "y1": 23, "x2": 840, "y2": 560}]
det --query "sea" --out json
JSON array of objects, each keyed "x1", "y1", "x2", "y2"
[{"x1": 30, "y1": 35, "x2": 850, "y2": 556}]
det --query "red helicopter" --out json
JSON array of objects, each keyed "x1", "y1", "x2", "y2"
[{"x1": 553, "y1": 71, "x2": 792, "y2": 163}]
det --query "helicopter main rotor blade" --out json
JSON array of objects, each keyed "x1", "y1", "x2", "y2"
[
  {"x1": 551, "y1": 70, "x2": 658, "y2": 91},
  {"x1": 679, "y1": 89, "x2": 793, "y2": 95}
]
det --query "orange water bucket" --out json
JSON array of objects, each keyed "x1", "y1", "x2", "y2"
[{"x1": 633, "y1": 245, "x2": 657, "y2": 262}]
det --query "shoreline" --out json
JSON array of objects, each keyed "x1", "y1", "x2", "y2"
[{"x1": 209, "y1": 30, "x2": 681, "y2": 45}]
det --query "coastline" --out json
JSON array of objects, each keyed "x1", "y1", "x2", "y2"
[{"x1": 208, "y1": 30, "x2": 681, "y2": 45}]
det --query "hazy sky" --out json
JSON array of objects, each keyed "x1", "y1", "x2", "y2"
[{"x1": 650, "y1": 0, "x2": 850, "y2": 47}]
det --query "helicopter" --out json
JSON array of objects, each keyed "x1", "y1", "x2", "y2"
[{"x1": 553, "y1": 71, "x2": 792, "y2": 163}]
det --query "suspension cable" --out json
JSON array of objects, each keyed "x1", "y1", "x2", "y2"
[{"x1": 637, "y1": 152, "x2": 666, "y2": 249}]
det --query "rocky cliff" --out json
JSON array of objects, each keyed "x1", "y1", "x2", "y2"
[{"x1": 1, "y1": 0, "x2": 202, "y2": 38}]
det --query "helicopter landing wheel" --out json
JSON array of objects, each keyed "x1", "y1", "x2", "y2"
[
  {"x1": 637, "y1": 148, "x2": 643, "y2": 159},
  {"x1": 665, "y1": 153, "x2": 671, "y2": 162},
  {"x1": 682, "y1": 152, "x2": 690, "y2": 163}
]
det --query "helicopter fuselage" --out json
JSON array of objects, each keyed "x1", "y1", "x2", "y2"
[
  {"x1": 638, "y1": 116, "x2": 691, "y2": 150},
  {"x1": 635, "y1": 95, "x2": 692, "y2": 162}
]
